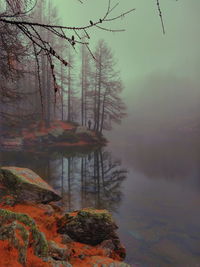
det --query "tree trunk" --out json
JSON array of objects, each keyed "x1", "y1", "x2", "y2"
[
  {"x1": 96, "y1": 56, "x2": 102, "y2": 132},
  {"x1": 67, "y1": 49, "x2": 71, "y2": 121}
]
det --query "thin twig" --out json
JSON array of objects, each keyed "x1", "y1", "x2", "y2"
[{"x1": 156, "y1": 0, "x2": 165, "y2": 34}]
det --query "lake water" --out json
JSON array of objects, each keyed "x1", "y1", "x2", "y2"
[{"x1": 1, "y1": 132, "x2": 200, "y2": 266}]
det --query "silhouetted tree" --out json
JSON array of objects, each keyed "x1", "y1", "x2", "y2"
[
  {"x1": 80, "y1": 42, "x2": 93, "y2": 126},
  {"x1": 93, "y1": 40, "x2": 126, "y2": 133},
  {"x1": 0, "y1": 0, "x2": 134, "y2": 119}
]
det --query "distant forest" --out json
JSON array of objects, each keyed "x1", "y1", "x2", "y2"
[{"x1": 0, "y1": 0, "x2": 134, "y2": 133}]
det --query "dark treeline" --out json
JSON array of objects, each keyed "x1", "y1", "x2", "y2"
[{"x1": 0, "y1": 0, "x2": 126, "y2": 134}]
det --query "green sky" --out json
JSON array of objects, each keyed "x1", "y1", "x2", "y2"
[
  {"x1": 55, "y1": 0, "x2": 200, "y2": 80},
  {"x1": 55, "y1": 0, "x2": 200, "y2": 131}
]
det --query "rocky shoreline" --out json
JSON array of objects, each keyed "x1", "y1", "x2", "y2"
[
  {"x1": 0, "y1": 166, "x2": 131, "y2": 267},
  {"x1": 0, "y1": 120, "x2": 107, "y2": 151}
]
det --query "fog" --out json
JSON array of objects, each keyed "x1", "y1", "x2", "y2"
[
  {"x1": 1, "y1": 2, "x2": 200, "y2": 265},
  {"x1": 123, "y1": 70, "x2": 200, "y2": 135},
  {"x1": 56, "y1": 0, "x2": 200, "y2": 141}
]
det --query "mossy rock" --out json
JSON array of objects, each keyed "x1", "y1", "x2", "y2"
[
  {"x1": 48, "y1": 240, "x2": 70, "y2": 261},
  {"x1": 0, "y1": 167, "x2": 61, "y2": 204},
  {"x1": 57, "y1": 209, "x2": 118, "y2": 246},
  {"x1": 0, "y1": 208, "x2": 48, "y2": 264}
]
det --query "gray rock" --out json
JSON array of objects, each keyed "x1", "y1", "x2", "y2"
[
  {"x1": 61, "y1": 234, "x2": 73, "y2": 244},
  {"x1": 0, "y1": 167, "x2": 61, "y2": 204},
  {"x1": 48, "y1": 240, "x2": 70, "y2": 261},
  {"x1": 100, "y1": 239, "x2": 115, "y2": 257},
  {"x1": 100, "y1": 239, "x2": 115, "y2": 251},
  {"x1": 57, "y1": 209, "x2": 118, "y2": 246},
  {"x1": 57, "y1": 208, "x2": 126, "y2": 259}
]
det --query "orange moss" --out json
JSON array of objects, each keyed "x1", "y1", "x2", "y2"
[
  {"x1": 0, "y1": 240, "x2": 22, "y2": 267},
  {"x1": 0, "y1": 203, "x2": 64, "y2": 266},
  {"x1": 34, "y1": 120, "x2": 75, "y2": 134},
  {"x1": 68, "y1": 211, "x2": 78, "y2": 217},
  {"x1": 0, "y1": 197, "x2": 122, "y2": 266},
  {"x1": 70, "y1": 242, "x2": 106, "y2": 257},
  {"x1": 55, "y1": 121, "x2": 75, "y2": 130},
  {"x1": 19, "y1": 120, "x2": 100, "y2": 147},
  {"x1": 3, "y1": 203, "x2": 62, "y2": 241},
  {"x1": 26, "y1": 248, "x2": 51, "y2": 267},
  {"x1": 15, "y1": 229, "x2": 25, "y2": 247}
]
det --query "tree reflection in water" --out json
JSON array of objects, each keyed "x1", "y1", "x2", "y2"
[
  {"x1": 1, "y1": 148, "x2": 127, "y2": 212},
  {"x1": 51, "y1": 149, "x2": 128, "y2": 212},
  {"x1": 80, "y1": 150, "x2": 128, "y2": 211}
]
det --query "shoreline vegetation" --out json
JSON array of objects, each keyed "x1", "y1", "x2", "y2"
[
  {"x1": 0, "y1": 166, "x2": 131, "y2": 267},
  {"x1": 0, "y1": 120, "x2": 107, "y2": 151}
]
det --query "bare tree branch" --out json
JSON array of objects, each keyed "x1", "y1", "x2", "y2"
[{"x1": 156, "y1": 0, "x2": 165, "y2": 34}]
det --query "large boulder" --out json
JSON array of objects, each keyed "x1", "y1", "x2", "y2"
[
  {"x1": 57, "y1": 208, "x2": 126, "y2": 259},
  {"x1": 0, "y1": 167, "x2": 61, "y2": 204}
]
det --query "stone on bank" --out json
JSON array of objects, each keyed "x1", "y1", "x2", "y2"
[{"x1": 0, "y1": 166, "x2": 131, "y2": 267}]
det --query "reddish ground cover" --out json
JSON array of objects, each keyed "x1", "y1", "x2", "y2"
[
  {"x1": 0, "y1": 203, "x2": 123, "y2": 267},
  {"x1": 1, "y1": 120, "x2": 104, "y2": 150},
  {"x1": 25, "y1": 120, "x2": 75, "y2": 137}
]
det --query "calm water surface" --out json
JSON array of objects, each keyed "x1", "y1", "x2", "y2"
[{"x1": 1, "y1": 133, "x2": 200, "y2": 267}]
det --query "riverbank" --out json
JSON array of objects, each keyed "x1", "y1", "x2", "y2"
[
  {"x1": 0, "y1": 120, "x2": 107, "y2": 151},
  {"x1": 0, "y1": 166, "x2": 131, "y2": 267}
]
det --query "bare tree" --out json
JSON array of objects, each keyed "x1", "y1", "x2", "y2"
[
  {"x1": 80, "y1": 41, "x2": 93, "y2": 126},
  {"x1": 92, "y1": 40, "x2": 126, "y2": 133},
  {"x1": 0, "y1": 0, "x2": 134, "y2": 118},
  {"x1": 0, "y1": 0, "x2": 168, "y2": 131}
]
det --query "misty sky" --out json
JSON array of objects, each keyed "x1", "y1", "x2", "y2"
[{"x1": 55, "y1": 0, "x2": 200, "y2": 133}]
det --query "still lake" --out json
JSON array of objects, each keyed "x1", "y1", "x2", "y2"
[{"x1": 1, "y1": 131, "x2": 200, "y2": 266}]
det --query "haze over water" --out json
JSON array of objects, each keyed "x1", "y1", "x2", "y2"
[
  {"x1": 1, "y1": 1, "x2": 200, "y2": 266},
  {"x1": 2, "y1": 125, "x2": 200, "y2": 266}
]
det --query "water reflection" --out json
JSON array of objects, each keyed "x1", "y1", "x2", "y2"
[
  {"x1": 2, "y1": 136, "x2": 200, "y2": 266},
  {"x1": 0, "y1": 148, "x2": 127, "y2": 212},
  {"x1": 109, "y1": 134, "x2": 200, "y2": 266},
  {"x1": 49, "y1": 150, "x2": 127, "y2": 211}
]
